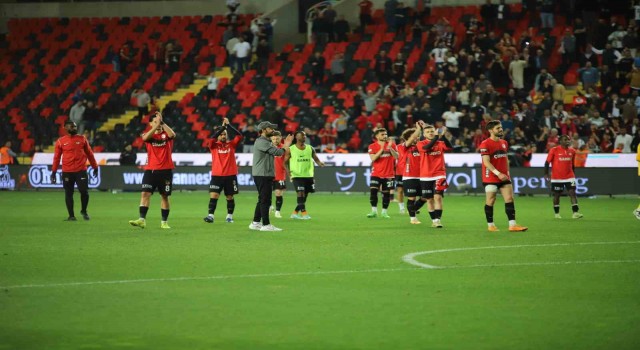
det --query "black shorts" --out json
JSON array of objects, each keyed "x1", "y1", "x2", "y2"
[
  {"x1": 551, "y1": 181, "x2": 576, "y2": 193},
  {"x1": 370, "y1": 176, "x2": 395, "y2": 191},
  {"x1": 403, "y1": 179, "x2": 421, "y2": 197},
  {"x1": 209, "y1": 175, "x2": 239, "y2": 195},
  {"x1": 142, "y1": 169, "x2": 173, "y2": 195},
  {"x1": 293, "y1": 177, "x2": 315, "y2": 194},
  {"x1": 420, "y1": 180, "x2": 445, "y2": 199},
  {"x1": 395, "y1": 175, "x2": 404, "y2": 187},
  {"x1": 273, "y1": 179, "x2": 287, "y2": 191},
  {"x1": 482, "y1": 181, "x2": 512, "y2": 191},
  {"x1": 62, "y1": 171, "x2": 89, "y2": 192}
]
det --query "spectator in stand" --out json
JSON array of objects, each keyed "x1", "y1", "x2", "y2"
[
  {"x1": 131, "y1": 88, "x2": 151, "y2": 119},
  {"x1": 496, "y1": 0, "x2": 510, "y2": 32},
  {"x1": 608, "y1": 25, "x2": 626, "y2": 50},
  {"x1": 265, "y1": 105, "x2": 285, "y2": 131},
  {"x1": 83, "y1": 101, "x2": 100, "y2": 143},
  {"x1": 358, "y1": 0, "x2": 373, "y2": 33},
  {"x1": 226, "y1": 34, "x2": 240, "y2": 73},
  {"x1": 392, "y1": 53, "x2": 406, "y2": 83},
  {"x1": 318, "y1": 122, "x2": 338, "y2": 152},
  {"x1": 480, "y1": 0, "x2": 496, "y2": 32},
  {"x1": 0, "y1": 141, "x2": 17, "y2": 165},
  {"x1": 442, "y1": 105, "x2": 463, "y2": 137},
  {"x1": 312, "y1": 11, "x2": 330, "y2": 46},
  {"x1": 374, "y1": 50, "x2": 393, "y2": 84},
  {"x1": 334, "y1": 15, "x2": 350, "y2": 42},
  {"x1": 139, "y1": 43, "x2": 150, "y2": 69},
  {"x1": 242, "y1": 124, "x2": 259, "y2": 153},
  {"x1": 233, "y1": 36, "x2": 251, "y2": 75},
  {"x1": 534, "y1": 68, "x2": 553, "y2": 92},
  {"x1": 394, "y1": 2, "x2": 408, "y2": 36},
  {"x1": 70, "y1": 100, "x2": 86, "y2": 135},
  {"x1": 546, "y1": 128, "x2": 560, "y2": 151},
  {"x1": 119, "y1": 144, "x2": 137, "y2": 166},
  {"x1": 411, "y1": 20, "x2": 424, "y2": 47},
  {"x1": 155, "y1": 41, "x2": 165, "y2": 70},
  {"x1": 509, "y1": 54, "x2": 527, "y2": 91},
  {"x1": 165, "y1": 43, "x2": 182, "y2": 72},
  {"x1": 358, "y1": 85, "x2": 382, "y2": 113},
  {"x1": 330, "y1": 52, "x2": 345, "y2": 83},
  {"x1": 255, "y1": 38, "x2": 270, "y2": 75},
  {"x1": 323, "y1": 4, "x2": 337, "y2": 41},
  {"x1": 615, "y1": 128, "x2": 634, "y2": 153},
  {"x1": 309, "y1": 51, "x2": 326, "y2": 85},
  {"x1": 226, "y1": 0, "x2": 240, "y2": 12},
  {"x1": 206, "y1": 72, "x2": 219, "y2": 100},
  {"x1": 119, "y1": 43, "x2": 133, "y2": 74},
  {"x1": 559, "y1": 28, "x2": 576, "y2": 72},
  {"x1": 551, "y1": 79, "x2": 566, "y2": 104},
  {"x1": 600, "y1": 133, "x2": 614, "y2": 152},
  {"x1": 539, "y1": 0, "x2": 555, "y2": 34},
  {"x1": 384, "y1": 0, "x2": 398, "y2": 31}
]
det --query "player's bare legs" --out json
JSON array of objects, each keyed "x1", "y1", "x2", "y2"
[{"x1": 484, "y1": 186, "x2": 499, "y2": 231}]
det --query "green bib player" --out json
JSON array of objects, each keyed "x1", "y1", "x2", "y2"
[{"x1": 284, "y1": 131, "x2": 325, "y2": 219}]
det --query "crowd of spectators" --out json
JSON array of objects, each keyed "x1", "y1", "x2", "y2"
[{"x1": 259, "y1": 0, "x2": 640, "y2": 162}]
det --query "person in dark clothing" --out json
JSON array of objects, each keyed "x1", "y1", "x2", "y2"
[
  {"x1": 83, "y1": 101, "x2": 100, "y2": 142},
  {"x1": 374, "y1": 50, "x2": 392, "y2": 84},
  {"x1": 480, "y1": 0, "x2": 496, "y2": 32},
  {"x1": 255, "y1": 38, "x2": 270, "y2": 75},
  {"x1": 309, "y1": 51, "x2": 326, "y2": 85},
  {"x1": 139, "y1": 43, "x2": 151, "y2": 69},
  {"x1": 119, "y1": 144, "x2": 137, "y2": 165},
  {"x1": 334, "y1": 15, "x2": 350, "y2": 42}
]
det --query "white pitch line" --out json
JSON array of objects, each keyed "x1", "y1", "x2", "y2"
[
  {"x1": 3, "y1": 242, "x2": 640, "y2": 290},
  {"x1": 402, "y1": 241, "x2": 640, "y2": 269},
  {"x1": 0, "y1": 268, "x2": 420, "y2": 290}
]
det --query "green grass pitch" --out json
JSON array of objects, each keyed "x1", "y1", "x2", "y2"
[{"x1": 1, "y1": 191, "x2": 639, "y2": 349}]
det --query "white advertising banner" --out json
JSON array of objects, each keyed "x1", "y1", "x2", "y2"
[{"x1": 31, "y1": 152, "x2": 639, "y2": 168}]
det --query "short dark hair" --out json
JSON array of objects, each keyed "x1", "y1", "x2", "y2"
[
  {"x1": 294, "y1": 130, "x2": 306, "y2": 138},
  {"x1": 401, "y1": 128, "x2": 416, "y2": 141},
  {"x1": 374, "y1": 128, "x2": 387, "y2": 136},
  {"x1": 271, "y1": 130, "x2": 282, "y2": 136},
  {"x1": 64, "y1": 120, "x2": 75, "y2": 126},
  {"x1": 485, "y1": 120, "x2": 501, "y2": 131}
]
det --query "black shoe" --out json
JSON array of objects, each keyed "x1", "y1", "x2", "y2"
[
  {"x1": 203, "y1": 216, "x2": 214, "y2": 223},
  {"x1": 65, "y1": 217, "x2": 77, "y2": 221},
  {"x1": 81, "y1": 212, "x2": 90, "y2": 221}
]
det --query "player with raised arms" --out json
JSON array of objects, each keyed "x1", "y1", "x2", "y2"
[
  {"x1": 417, "y1": 124, "x2": 452, "y2": 228},
  {"x1": 544, "y1": 135, "x2": 584, "y2": 219},
  {"x1": 204, "y1": 117, "x2": 243, "y2": 224},
  {"x1": 129, "y1": 112, "x2": 176, "y2": 229},
  {"x1": 479, "y1": 120, "x2": 528, "y2": 232},
  {"x1": 397, "y1": 121, "x2": 426, "y2": 224},
  {"x1": 366, "y1": 128, "x2": 398, "y2": 218}
]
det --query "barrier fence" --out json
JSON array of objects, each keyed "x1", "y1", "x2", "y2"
[{"x1": 2, "y1": 165, "x2": 638, "y2": 195}]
